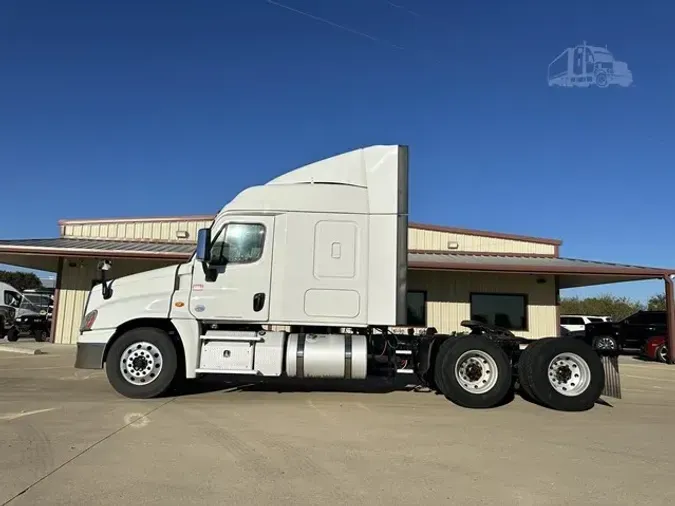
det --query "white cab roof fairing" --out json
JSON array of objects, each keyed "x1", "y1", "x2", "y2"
[{"x1": 218, "y1": 145, "x2": 409, "y2": 216}]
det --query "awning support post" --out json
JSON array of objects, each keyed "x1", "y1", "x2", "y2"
[
  {"x1": 48, "y1": 257, "x2": 64, "y2": 343},
  {"x1": 664, "y1": 275, "x2": 675, "y2": 364}
]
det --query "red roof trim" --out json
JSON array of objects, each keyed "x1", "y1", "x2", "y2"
[{"x1": 0, "y1": 245, "x2": 191, "y2": 261}]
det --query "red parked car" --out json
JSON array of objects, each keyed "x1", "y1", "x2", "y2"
[{"x1": 641, "y1": 336, "x2": 669, "y2": 363}]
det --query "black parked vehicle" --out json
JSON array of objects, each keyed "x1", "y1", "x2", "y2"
[
  {"x1": 7, "y1": 312, "x2": 50, "y2": 342},
  {"x1": 0, "y1": 306, "x2": 16, "y2": 339},
  {"x1": 584, "y1": 310, "x2": 666, "y2": 353}
]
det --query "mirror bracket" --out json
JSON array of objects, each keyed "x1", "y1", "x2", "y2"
[{"x1": 97, "y1": 260, "x2": 113, "y2": 300}]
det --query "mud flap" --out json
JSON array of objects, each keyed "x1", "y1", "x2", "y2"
[{"x1": 601, "y1": 355, "x2": 621, "y2": 399}]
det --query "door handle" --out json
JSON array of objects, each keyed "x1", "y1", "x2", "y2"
[{"x1": 253, "y1": 293, "x2": 265, "y2": 312}]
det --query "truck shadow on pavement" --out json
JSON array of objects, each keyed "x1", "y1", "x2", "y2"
[
  {"x1": 517, "y1": 387, "x2": 613, "y2": 409},
  {"x1": 172, "y1": 375, "x2": 431, "y2": 397},
  {"x1": 170, "y1": 377, "x2": 613, "y2": 409}
]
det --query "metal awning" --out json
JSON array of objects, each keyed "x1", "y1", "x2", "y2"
[
  {"x1": 0, "y1": 238, "x2": 195, "y2": 271},
  {"x1": 408, "y1": 251, "x2": 673, "y2": 288},
  {"x1": 0, "y1": 238, "x2": 195, "y2": 259}
]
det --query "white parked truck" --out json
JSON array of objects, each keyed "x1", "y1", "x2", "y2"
[{"x1": 75, "y1": 145, "x2": 608, "y2": 411}]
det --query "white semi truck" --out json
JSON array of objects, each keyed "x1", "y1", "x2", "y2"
[{"x1": 75, "y1": 145, "x2": 607, "y2": 411}]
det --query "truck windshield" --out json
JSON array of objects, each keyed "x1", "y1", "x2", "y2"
[
  {"x1": 19, "y1": 297, "x2": 41, "y2": 312},
  {"x1": 24, "y1": 294, "x2": 52, "y2": 311}
]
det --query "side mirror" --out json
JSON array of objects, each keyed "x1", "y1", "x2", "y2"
[
  {"x1": 196, "y1": 228, "x2": 212, "y2": 263},
  {"x1": 96, "y1": 259, "x2": 113, "y2": 300}
]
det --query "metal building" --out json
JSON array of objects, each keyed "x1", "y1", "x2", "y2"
[{"x1": 1, "y1": 215, "x2": 673, "y2": 352}]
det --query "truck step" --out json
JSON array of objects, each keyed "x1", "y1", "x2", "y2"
[{"x1": 200, "y1": 330, "x2": 263, "y2": 342}]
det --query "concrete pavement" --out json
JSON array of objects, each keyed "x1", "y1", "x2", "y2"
[{"x1": 1, "y1": 348, "x2": 674, "y2": 506}]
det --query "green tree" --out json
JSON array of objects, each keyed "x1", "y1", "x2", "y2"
[
  {"x1": 647, "y1": 293, "x2": 667, "y2": 311},
  {"x1": 0, "y1": 270, "x2": 43, "y2": 292},
  {"x1": 560, "y1": 293, "x2": 645, "y2": 321}
]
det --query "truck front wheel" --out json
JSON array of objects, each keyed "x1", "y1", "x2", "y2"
[
  {"x1": 105, "y1": 327, "x2": 178, "y2": 399},
  {"x1": 436, "y1": 335, "x2": 512, "y2": 409}
]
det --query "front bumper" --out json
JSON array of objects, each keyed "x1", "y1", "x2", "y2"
[
  {"x1": 75, "y1": 328, "x2": 116, "y2": 369},
  {"x1": 74, "y1": 343, "x2": 106, "y2": 369},
  {"x1": 15, "y1": 320, "x2": 50, "y2": 333}
]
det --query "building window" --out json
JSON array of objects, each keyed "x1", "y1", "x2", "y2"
[
  {"x1": 407, "y1": 291, "x2": 427, "y2": 326},
  {"x1": 470, "y1": 293, "x2": 527, "y2": 331},
  {"x1": 209, "y1": 223, "x2": 266, "y2": 266}
]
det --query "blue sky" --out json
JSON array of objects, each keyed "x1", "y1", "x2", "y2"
[{"x1": 1, "y1": 0, "x2": 673, "y2": 301}]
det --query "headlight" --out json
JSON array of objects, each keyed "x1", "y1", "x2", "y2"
[{"x1": 81, "y1": 310, "x2": 98, "y2": 331}]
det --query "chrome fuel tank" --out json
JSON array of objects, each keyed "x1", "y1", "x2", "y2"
[{"x1": 285, "y1": 333, "x2": 367, "y2": 379}]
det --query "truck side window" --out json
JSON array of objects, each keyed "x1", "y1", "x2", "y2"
[{"x1": 209, "y1": 223, "x2": 266, "y2": 265}]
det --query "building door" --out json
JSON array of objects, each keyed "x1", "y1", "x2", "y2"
[{"x1": 189, "y1": 216, "x2": 274, "y2": 322}]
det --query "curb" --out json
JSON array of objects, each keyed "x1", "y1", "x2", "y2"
[{"x1": 0, "y1": 346, "x2": 47, "y2": 356}]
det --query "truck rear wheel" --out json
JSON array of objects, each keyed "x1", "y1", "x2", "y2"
[
  {"x1": 432, "y1": 338, "x2": 459, "y2": 393},
  {"x1": 105, "y1": 327, "x2": 178, "y2": 399},
  {"x1": 523, "y1": 338, "x2": 605, "y2": 412},
  {"x1": 436, "y1": 335, "x2": 512, "y2": 409},
  {"x1": 517, "y1": 338, "x2": 556, "y2": 402}
]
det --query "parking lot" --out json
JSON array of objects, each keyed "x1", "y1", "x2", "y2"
[{"x1": 1, "y1": 345, "x2": 674, "y2": 506}]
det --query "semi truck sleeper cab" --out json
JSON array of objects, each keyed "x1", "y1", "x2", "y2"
[{"x1": 75, "y1": 145, "x2": 607, "y2": 411}]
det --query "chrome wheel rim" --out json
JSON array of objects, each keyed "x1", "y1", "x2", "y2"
[
  {"x1": 548, "y1": 353, "x2": 591, "y2": 397},
  {"x1": 658, "y1": 346, "x2": 668, "y2": 362},
  {"x1": 454, "y1": 350, "x2": 499, "y2": 394},
  {"x1": 596, "y1": 337, "x2": 616, "y2": 351},
  {"x1": 120, "y1": 342, "x2": 163, "y2": 385}
]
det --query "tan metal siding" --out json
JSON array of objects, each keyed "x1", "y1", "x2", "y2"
[
  {"x1": 408, "y1": 228, "x2": 556, "y2": 255},
  {"x1": 54, "y1": 260, "x2": 98, "y2": 344},
  {"x1": 62, "y1": 219, "x2": 213, "y2": 243},
  {"x1": 407, "y1": 270, "x2": 557, "y2": 339}
]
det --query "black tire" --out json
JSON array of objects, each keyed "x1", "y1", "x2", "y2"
[
  {"x1": 432, "y1": 338, "x2": 459, "y2": 394},
  {"x1": 655, "y1": 344, "x2": 669, "y2": 364},
  {"x1": 525, "y1": 338, "x2": 605, "y2": 412},
  {"x1": 105, "y1": 327, "x2": 178, "y2": 399},
  {"x1": 6, "y1": 328, "x2": 19, "y2": 342},
  {"x1": 437, "y1": 335, "x2": 512, "y2": 409},
  {"x1": 34, "y1": 329, "x2": 48, "y2": 342},
  {"x1": 517, "y1": 338, "x2": 557, "y2": 403},
  {"x1": 592, "y1": 335, "x2": 619, "y2": 354}
]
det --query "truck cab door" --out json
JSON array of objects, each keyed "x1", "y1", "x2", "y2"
[{"x1": 189, "y1": 216, "x2": 274, "y2": 322}]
